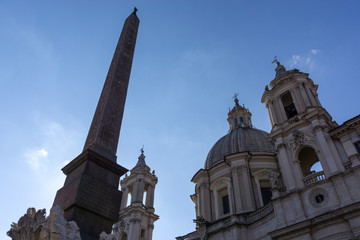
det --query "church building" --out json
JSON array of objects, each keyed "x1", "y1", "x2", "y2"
[{"x1": 177, "y1": 62, "x2": 360, "y2": 239}]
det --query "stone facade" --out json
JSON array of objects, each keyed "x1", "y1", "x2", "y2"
[{"x1": 178, "y1": 62, "x2": 360, "y2": 240}]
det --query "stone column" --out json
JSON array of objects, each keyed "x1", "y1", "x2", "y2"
[
  {"x1": 227, "y1": 183, "x2": 234, "y2": 214},
  {"x1": 213, "y1": 190, "x2": 219, "y2": 219},
  {"x1": 332, "y1": 176, "x2": 353, "y2": 206},
  {"x1": 145, "y1": 184, "x2": 154, "y2": 208},
  {"x1": 304, "y1": 85, "x2": 317, "y2": 106},
  {"x1": 231, "y1": 167, "x2": 243, "y2": 213},
  {"x1": 146, "y1": 224, "x2": 154, "y2": 240},
  {"x1": 299, "y1": 84, "x2": 311, "y2": 107},
  {"x1": 266, "y1": 104, "x2": 275, "y2": 126},
  {"x1": 314, "y1": 126, "x2": 339, "y2": 175},
  {"x1": 294, "y1": 86, "x2": 306, "y2": 112},
  {"x1": 291, "y1": 193, "x2": 306, "y2": 222},
  {"x1": 275, "y1": 98, "x2": 287, "y2": 122},
  {"x1": 136, "y1": 179, "x2": 145, "y2": 203},
  {"x1": 254, "y1": 177, "x2": 264, "y2": 207},
  {"x1": 273, "y1": 199, "x2": 286, "y2": 228},
  {"x1": 128, "y1": 218, "x2": 141, "y2": 240},
  {"x1": 290, "y1": 88, "x2": 303, "y2": 113},
  {"x1": 277, "y1": 143, "x2": 297, "y2": 191},
  {"x1": 199, "y1": 183, "x2": 211, "y2": 221},
  {"x1": 240, "y1": 164, "x2": 254, "y2": 211},
  {"x1": 120, "y1": 186, "x2": 129, "y2": 210},
  {"x1": 269, "y1": 102, "x2": 279, "y2": 125}
]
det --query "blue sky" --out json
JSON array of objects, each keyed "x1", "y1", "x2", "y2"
[{"x1": 1, "y1": 1, "x2": 359, "y2": 239}]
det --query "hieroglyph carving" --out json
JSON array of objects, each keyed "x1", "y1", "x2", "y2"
[
  {"x1": 7, "y1": 205, "x2": 81, "y2": 240},
  {"x1": 288, "y1": 130, "x2": 314, "y2": 150},
  {"x1": 83, "y1": 13, "x2": 139, "y2": 156}
]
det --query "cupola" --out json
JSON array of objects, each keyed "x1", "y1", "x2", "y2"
[{"x1": 227, "y1": 95, "x2": 253, "y2": 131}]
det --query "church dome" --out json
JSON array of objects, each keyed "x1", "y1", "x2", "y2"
[
  {"x1": 205, "y1": 97, "x2": 275, "y2": 169},
  {"x1": 205, "y1": 127, "x2": 275, "y2": 169}
]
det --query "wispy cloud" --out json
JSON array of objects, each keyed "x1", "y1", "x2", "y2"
[
  {"x1": 311, "y1": 49, "x2": 320, "y2": 55},
  {"x1": 25, "y1": 148, "x2": 48, "y2": 170},
  {"x1": 23, "y1": 119, "x2": 83, "y2": 172},
  {"x1": 288, "y1": 49, "x2": 321, "y2": 71}
]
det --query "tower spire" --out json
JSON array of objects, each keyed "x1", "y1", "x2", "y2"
[{"x1": 83, "y1": 10, "x2": 140, "y2": 162}]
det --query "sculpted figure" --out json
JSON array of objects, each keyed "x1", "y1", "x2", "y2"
[{"x1": 269, "y1": 171, "x2": 280, "y2": 189}]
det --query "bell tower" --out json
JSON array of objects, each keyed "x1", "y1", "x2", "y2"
[
  {"x1": 113, "y1": 149, "x2": 159, "y2": 240},
  {"x1": 261, "y1": 61, "x2": 346, "y2": 192}
]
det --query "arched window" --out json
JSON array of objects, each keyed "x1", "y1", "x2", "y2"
[
  {"x1": 210, "y1": 177, "x2": 232, "y2": 219},
  {"x1": 298, "y1": 147, "x2": 322, "y2": 176},
  {"x1": 252, "y1": 169, "x2": 274, "y2": 207},
  {"x1": 240, "y1": 117, "x2": 244, "y2": 127},
  {"x1": 234, "y1": 118, "x2": 239, "y2": 128}
]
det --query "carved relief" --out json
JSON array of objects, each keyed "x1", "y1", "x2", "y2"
[
  {"x1": 288, "y1": 130, "x2": 314, "y2": 150},
  {"x1": 7, "y1": 206, "x2": 81, "y2": 240},
  {"x1": 193, "y1": 216, "x2": 207, "y2": 240},
  {"x1": 269, "y1": 171, "x2": 280, "y2": 189},
  {"x1": 111, "y1": 220, "x2": 129, "y2": 239}
]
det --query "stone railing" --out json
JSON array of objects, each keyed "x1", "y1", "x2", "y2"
[
  {"x1": 343, "y1": 161, "x2": 352, "y2": 171},
  {"x1": 303, "y1": 171, "x2": 325, "y2": 186},
  {"x1": 246, "y1": 203, "x2": 273, "y2": 224},
  {"x1": 288, "y1": 115, "x2": 299, "y2": 124}
]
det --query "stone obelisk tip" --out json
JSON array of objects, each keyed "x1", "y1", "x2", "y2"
[{"x1": 83, "y1": 11, "x2": 140, "y2": 162}]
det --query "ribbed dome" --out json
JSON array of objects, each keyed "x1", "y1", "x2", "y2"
[{"x1": 205, "y1": 128, "x2": 275, "y2": 169}]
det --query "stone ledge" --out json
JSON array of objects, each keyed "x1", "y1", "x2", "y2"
[{"x1": 62, "y1": 149, "x2": 128, "y2": 176}]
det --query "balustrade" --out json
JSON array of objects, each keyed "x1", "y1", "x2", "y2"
[{"x1": 303, "y1": 171, "x2": 325, "y2": 186}]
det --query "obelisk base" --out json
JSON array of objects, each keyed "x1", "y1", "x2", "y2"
[{"x1": 53, "y1": 149, "x2": 128, "y2": 239}]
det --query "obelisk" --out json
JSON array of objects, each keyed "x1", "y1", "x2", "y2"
[
  {"x1": 53, "y1": 9, "x2": 139, "y2": 240},
  {"x1": 84, "y1": 8, "x2": 139, "y2": 162}
]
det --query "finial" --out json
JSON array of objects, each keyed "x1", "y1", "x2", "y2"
[
  {"x1": 273, "y1": 57, "x2": 287, "y2": 77},
  {"x1": 133, "y1": 7, "x2": 138, "y2": 15},
  {"x1": 136, "y1": 145, "x2": 146, "y2": 166},
  {"x1": 272, "y1": 56, "x2": 280, "y2": 66},
  {"x1": 233, "y1": 93, "x2": 240, "y2": 106}
]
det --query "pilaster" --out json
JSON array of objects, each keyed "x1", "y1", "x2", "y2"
[
  {"x1": 231, "y1": 167, "x2": 243, "y2": 213},
  {"x1": 276, "y1": 143, "x2": 297, "y2": 191}
]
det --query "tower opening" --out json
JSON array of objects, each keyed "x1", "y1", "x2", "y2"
[
  {"x1": 298, "y1": 147, "x2": 322, "y2": 176},
  {"x1": 234, "y1": 118, "x2": 239, "y2": 128},
  {"x1": 143, "y1": 190, "x2": 147, "y2": 206},
  {"x1": 281, "y1": 92, "x2": 298, "y2": 119}
]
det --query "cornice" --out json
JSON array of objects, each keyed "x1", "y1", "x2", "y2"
[{"x1": 329, "y1": 114, "x2": 360, "y2": 139}]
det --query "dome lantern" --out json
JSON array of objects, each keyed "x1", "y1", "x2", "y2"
[{"x1": 227, "y1": 94, "x2": 253, "y2": 131}]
